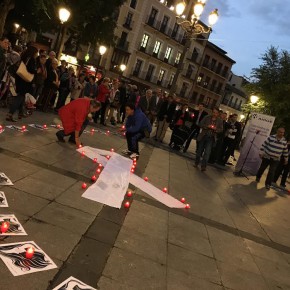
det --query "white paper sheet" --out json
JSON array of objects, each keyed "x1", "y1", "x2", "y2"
[
  {"x1": 0, "y1": 214, "x2": 27, "y2": 236},
  {"x1": 28, "y1": 124, "x2": 48, "y2": 130},
  {"x1": 129, "y1": 174, "x2": 185, "y2": 208},
  {"x1": 0, "y1": 173, "x2": 13, "y2": 186},
  {"x1": 0, "y1": 241, "x2": 57, "y2": 276},
  {"x1": 52, "y1": 276, "x2": 97, "y2": 290},
  {"x1": 0, "y1": 191, "x2": 8, "y2": 207},
  {"x1": 5, "y1": 125, "x2": 28, "y2": 132}
]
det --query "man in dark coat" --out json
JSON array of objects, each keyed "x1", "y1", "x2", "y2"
[{"x1": 0, "y1": 37, "x2": 9, "y2": 80}]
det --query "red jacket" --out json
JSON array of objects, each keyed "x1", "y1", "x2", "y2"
[
  {"x1": 59, "y1": 98, "x2": 90, "y2": 134},
  {"x1": 96, "y1": 84, "x2": 110, "y2": 103}
]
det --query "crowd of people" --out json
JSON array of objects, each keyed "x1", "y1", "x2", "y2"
[{"x1": 0, "y1": 38, "x2": 289, "y2": 186}]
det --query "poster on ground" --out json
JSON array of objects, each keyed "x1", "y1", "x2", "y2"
[{"x1": 235, "y1": 112, "x2": 275, "y2": 175}]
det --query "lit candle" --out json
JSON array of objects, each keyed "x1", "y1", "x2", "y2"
[
  {"x1": 98, "y1": 163, "x2": 103, "y2": 168},
  {"x1": 91, "y1": 128, "x2": 95, "y2": 133},
  {"x1": 132, "y1": 165, "x2": 136, "y2": 169},
  {"x1": 181, "y1": 197, "x2": 186, "y2": 203},
  {"x1": 0, "y1": 125, "x2": 3, "y2": 130},
  {"x1": 144, "y1": 177, "x2": 148, "y2": 182},
  {"x1": 107, "y1": 130, "x2": 110, "y2": 134},
  {"x1": 82, "y1": 183, "x2": 87, "y2": 189},
  {"x1": 124, "y1": 201, "x2": 130, "y2": 208},
  {"x1": 78, "y1": 144, "x2": 82, "y2": 149},
  {"x1": 127, "y1": 191, "x2": 132, "y2": 197},
  {"x1": 131, "y1": 168, "x2": 135, "y2": 173},
  {"x1": 122, "y1": 125, "x2": 125, "y2": 130},
  {"x1": 25, "y1": 247, "x2": 34, "y2": 259},
  {"x1": 185, "y1": 204, "x2": 190, "y2": 209},
  {"x1": 110, "y1": 148, "x2": 114, "y2": 152},
  {"x1": 57, "y1": 124, "x2": 61, "y2": 129},
  {"x1": 43, "y1": 124, "x2": 47, "y2": 129},
  {"x1": 1, "y1": 222, "x2": 9, "y2": 233},
  {"x1": 106, "y1": 155, "x2": 110, "y2": 160},
  {"x1": 91, "y1": 175, "x2": 97, "y2": 182},
  {"x1": 163, "y1": 187, "x2": 167, "y2": 193},
  {"x1": 81, "y1": 151, "x2": 85, "y2": 156},
  {"x1": 191, "y1": 113, "x2": 195, "y2": 118},
  {"x1": 96, "y1": 168, "x2": 101, "y2": 174},
  {"x1": 22, "y1": 125, "x2": 26, "y2": 130},
  {"x1": 93, "y1": 158, "x2": 97, "y2": 163}
]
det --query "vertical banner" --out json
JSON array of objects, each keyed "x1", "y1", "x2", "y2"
[{"x1": 235, "y1": 112, "x2": 275, "y2": 175}]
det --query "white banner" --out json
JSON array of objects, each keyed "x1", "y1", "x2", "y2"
[{"x1": 235, "y1": 112, "x2": 275, "y2": 175}]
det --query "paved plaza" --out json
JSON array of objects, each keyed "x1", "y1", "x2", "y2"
[{"x1": 0, "y1": 109, "x2": 290, "y2": 290}]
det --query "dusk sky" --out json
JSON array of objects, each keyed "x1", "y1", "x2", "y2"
[{"x1": 202, "y1": 0, "x2": 290, "y2": 78}]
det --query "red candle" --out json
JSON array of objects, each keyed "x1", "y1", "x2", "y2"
[
  {"x1": 43, "y1": 124, "x2": 47, "y2": 129},
  {"x1": 106, "y1": 155, "x2": 110, "y2": 160},
  {"x1": 163, "y1": 187, "x2": 167, "y2": 193},
  {"x1": 1, "y1": 222, "x2": 9, "y2": 233},
  {"x1": 132, "y1": 165, "x2": 136, "y2": 169},
  {"x1": 57, "y1": 124, "x2": 61, "y2": 129},
  {"x1": 131, "y1": 168, "x2": 135, "y2": 173},
  {"x1": 25, "y1": 247, "x2": 34, "y2": 259},
  {"x1": 98, "y1": 163, "x2": 103, "y2": 168},
  {"x1": 123, "y1": 132, "x2": 126, "y2": 136},
  {"x1": 93, "y1": 158, "x2": 97, "y2": 163},
  {"x1": 107, "y1": 130, "x2": 110, "y2": 134},
  {"x1": 191, "y1": 113, "x2": 195, "y2": 118},
  {"x1": 124, "y1": 201, "x2": 130, "y2": 208},
  {"x1": 81, "y1": 151, "x2": 85, "y2": 156},
  {"x1": 110, "y1": 148, "x2": 114, "y2": 152},
  {"x1": 185, "y1": 204, "x2": 190, "y2": 209},
  {"x1": 96, "y1": 168, "x2": 101, "y2": 174},
  {"x1": 181, "y1": 197, "x2": 186, "y2": 203},
  {"x1": 144, "y1": 177, "x2": 148, "y2": 182},
  {"x1": 133, "y1": 158, "x2": 137, "y2": 162},
  {"x1": 0, "y1": 125, "x2": 3, "y2": 130},
  {"x1": 78, "y1": 144, "x2": 82, "y2": 148},
  {"x1": 91, "y1": 175, "x2": 97, "y2": 182},
  {"x1": 22, "y1": 125, "x2": 26, "y2": 130},
  {"x1": 122, "y1": 125, "x2": 125, "y2": 130},
  {"x1": 82, "y1": 183, "x2": 87, "y2": 189},
  {"x1": 127, "y1": 191, "x2": 133, "y2": 197},
  {"x1": 91, "y1": 128, "x2": 95, "y2": 133}
]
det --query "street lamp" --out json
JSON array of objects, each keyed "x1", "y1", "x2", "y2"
[
  {"x1": 56, "y1": 7, "x2": 71, "y2": 60},
  {"x1": 95, "y1": 45, "x2": 107, "y2": 79},
  {"x1": 14, "y1": 23, "x2": 20, "y2": 30},
  {"x1": 169, "y1": 0, "x2": 219, "y2": 97}
]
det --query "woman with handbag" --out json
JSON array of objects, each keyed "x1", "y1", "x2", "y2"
[{"x1": 6, "y1": 46, "x2": 37, "y2": 122}]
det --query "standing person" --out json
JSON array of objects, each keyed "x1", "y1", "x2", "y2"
[
  {"x1": 107, "y1": 78, "x2": 120, "y2": 125},
  {"x1": 70, "y1": 73, "x2": 86, "y2": 101},
  {"x1": 95, "y1": 77, "x2": 110, "y2": 125},
  {"x1": 0, "y1": 37, "x2": 9, "y2": 80},
  {"x1": 256, "y1": 128, "x2": 288, "y2": 190},
  {"x1": 55, "y1": 66, "x2": 75, "y2": 110},
  {"x1": 56, "y1": 99, "x2": 101, "y2": 147},
  {"x1": 149, "y1": 88, "x2": 163, "y2": 125},
  {"x1": 37, "y1": 58, "x2": 59, "y2": 112},
  {"x1": 6, "y1": 46, "x2": 38, "y2": 121},
  {"x1": 128, "y1": 84, "x2": 138, "y2": 104},
  {"x1": 218, "y1": 113, "x2": 241, "y2": 165},
  {"x1": 121, "y1": 103, "x2": 152, "y2": 159},
  {"x1": 194, "y1": 107, "x2": 223, "y2": 171},
  {"x1": 33, "y1": 54, "x2": 47, "y2": 100},
  {"x1": 183, "y1": 102, "x2": 207, "y2": 153},
  {"x1": 138, "y1": 89, "x2": 155, "y2": 120},
  {"x1": 155, "y1": 95, "x2": 176, "y2": 142},
  {"x1": 83, "y1": 75, "x2": 98, "y2": 99},
  {"x1": 119, "y1": 80, "x2": 128, "y2": 123}
]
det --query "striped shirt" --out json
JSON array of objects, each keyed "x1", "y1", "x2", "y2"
[{"x1": 261, "y1": 135, "x2": 288, "y2": 161}]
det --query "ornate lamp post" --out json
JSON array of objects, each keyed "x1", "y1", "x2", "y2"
[
  {"x1": 169, "y1": 0, "x2": 219, "y2": 97},
  {"x1": 95, "y1": 45, "x2": 107, "y2": 79}
]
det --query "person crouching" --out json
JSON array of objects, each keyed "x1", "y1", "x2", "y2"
[
  {"x1": 122, "y1": 103, "x2": 152, "y2": 160},
  {"x1": 56, "y1": 98, "x2": 101, "y2": 148}
]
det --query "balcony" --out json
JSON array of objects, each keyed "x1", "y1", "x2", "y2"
[
  {"x1": 116, "y1": 39, "x2": 130, "y2": 52},
  {"x1": 123, "y1": 17, "x2": 134, "y2": 30}
]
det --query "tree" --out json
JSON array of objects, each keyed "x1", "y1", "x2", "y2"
[
  {"x1": 0, "y1": 0, "x2": 15, "y2": 37},
  {"x1": 246, "y1": 46, "x2": 290, "y2": 134}
]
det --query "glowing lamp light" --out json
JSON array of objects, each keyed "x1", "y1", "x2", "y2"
[
  {"x1": 1, "y1": 222, "x2": 9, "y2": 233},
  {"x1": 81, "y1": 183, "x2": 87, "y2": 189},
  {"x1": 59, "y1": 7, "x2": 71, "y2": 24},
  {"x1": 96, "y1": 168, "x2": 101, "y2": 174},
  {"x1": 250, "y1": 95, "x2": 259, "y2": 104},
  {"x1": 120, "y1": 64, "x2": 127, "y2": 72},
  {"x1": 163, "y1": 187, "x2": 168, "y2": 193},
  {"x1": 181, "y1": 197, "x2": 186, "y2": 203},
  {"x1": 176, "y1": 1, "x2": 186, "y2": 16},
  {"x1": 127, "y1": 191, "x2": 133, "y2": 197},
  {"x1": 93, "y1": 158, "x2": 97, "y2": 163},
  {"x1": 25, "y1": 247, "x2": 35, "y2": 259},
  {"x1": 91, "y1": 175, "x2": 97, "y2": 182},
  {"x1": 185, "y1": 204, "x2": 190, "y2": 209},
  {"x1": 144, "y1": 177, "x2": 149, "y2": 182},
  {"x1": 99, "y1": 45, "x2": 107, "y2": 56},
  {"x1": 208, "y1": 9, "x2": 219, "y2": 26},
  {"x1": 124, "y1": 201, "x2": 130, "y2": 208},
  {"x1": 193, "y1": 2, "x2": 204, "y2": 17}
]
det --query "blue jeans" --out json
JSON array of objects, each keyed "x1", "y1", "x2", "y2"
[
  {"x1": 126, "y1": 131, "x2": 145, "y2": 154},
  {"x1": 195, "y1": 135, "x2": 214, "y2": 167}
]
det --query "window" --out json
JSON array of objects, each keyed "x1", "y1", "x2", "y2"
[
  {"x1": 133, "y1": 59, "x2": 143, "y2": 76},
  {"x1": 205, "y1": 97, "x2": 211, "y2": 106},
  {"x1": 171, "y1": 23, "x2": 179, "y2": 38},
  {"x1": 124, "y1": 12, "x2": 133, "y2": 28},
  {"x1": 211, "y1": 59, "x2": 217, "y2": 70},
  {"x1": 197, "y1": 73, "x2": 204, "y2": 84},
  {"x1": 229, "y1": 95, "x2": 234, "y2": 106},
  {"x1": 157, "y1": 69, "x2": 165, "y2": 85},
  {"x1": 186, "y1": 65, "x2": 194, "y2": 78},
  {"x1": 199, "y1": 94, "x2": 205, "y2": 104},
  {"x1": 191, "y1": 48, "x2": 199, "y2": 62},
  {"x1": 191, "y1": 91, "x2": 198, "y2": 103},
  {"x1": 140, "y1": 34, "x2": 149, "y2": 51},
  {"x1": 168, "y1": 73, "x2": 175, "y2": 88},
  {"x1": 238, "y1": 100, "x2": 243, "y2": 110},
  {"x1": 233, "y1": 98, "x2": 238, "y2": 109},
  {"x1": 203, "y1": 55, "x2": 210, "y2": 66},
  {"x1": 216, "y1": 63, "x2": 222, "y2": 74},
  {"x1": 164, "y1": 47, "x2": 172, "y2": 61},
  {"x1": 148, "y1": 8, "x2": 158, "y2": 26},
  {"x1": 119, "y1": 32, "x2": 128, "y2": 48},
  {"x1": 153, "y1": 41, "x2": 161, "y2": 55},
  {"x1": 145, "y1": 64, "x2": 155, "y2": 82},
  {"x1": 160, "y1": 16, "x2": 169, "y2": 33},
  {"x1": 130, "y1": 0, "x2": 137, "y2": 9},
  {"x1": 175, "y1": 52, "x2": 181, "y2": 65},
  {"x1": 210, "y1": 79, "x2": 217, "y2": 91},
  {"x1": 180, "y1": 82, "x2": 188, "y2": 98},
  {"x1": 211, "y1": 99, "x2": 217, "y2": 109},
  {"x1": 222, "y1": 66, "x2": 229, "y2": 78},
  {"x1": 203, "y1": 76, "x2": 210, "y2": 88},
  {"x1": 216, "y1": 82, "x2": 223, "y2": 94}
]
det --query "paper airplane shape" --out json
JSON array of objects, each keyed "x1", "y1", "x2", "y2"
[{"x1": 77, "y1": 147, "x2": 185, "y2": 209}]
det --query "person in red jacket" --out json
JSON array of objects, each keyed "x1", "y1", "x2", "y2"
[
  {"x1": 56, "y1": 98, "x2": 101, "y2": 147},
  {"x1": 94, "y1": 77, "x2": 111, "y2": 125}
]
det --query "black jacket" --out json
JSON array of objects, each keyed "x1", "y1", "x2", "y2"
[
  {"x1": 191, "y1": 109, "x2": 208, "y2": 129},
  {"x1": 157, "y1": 101, "x2": 176, "y2": 122}
]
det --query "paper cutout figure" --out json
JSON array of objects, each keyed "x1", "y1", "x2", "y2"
[
  {"x1": 52, "y1": 276, "x2": 97, "y2": 290},
  {"x1": 5, "y1": 125, "x2": 28, "y2": 132},
  {"x1": 0, "y1": 241, "x2": 57, "y2": 276},
  {"x1": 0, "y1": 173, "x2": 13, "y2": 185},
  {"x1": 0, "y1": 191, "x2": 8, "y2": 207},
  {"x1": 0, "y1": 215, "x2": 27, "y2": 236},
  {"x1": 28, "y1": 124, "x2": 48, "y2": 130},
  {"x1": 77, "y1": 147, "x2": 185, "y2": 209}
]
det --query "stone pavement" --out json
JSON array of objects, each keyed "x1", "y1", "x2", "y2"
[{"x1": 0, "y1": 109, "x2": 290, "y2": 290}]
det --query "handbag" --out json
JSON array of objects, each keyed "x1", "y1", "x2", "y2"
[{"x1": 16, "y1": 61, "x2": 34, "y2": 82}]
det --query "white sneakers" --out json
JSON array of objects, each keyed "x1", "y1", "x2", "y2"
[
  {"x1": 129, "y1": 153, "x2": 139, "y2": 160},
  {"x1": 122, "y1": 149, "x2": 132, "y2": 155}
]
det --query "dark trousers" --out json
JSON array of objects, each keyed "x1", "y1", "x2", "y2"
[
  {"x1": 184, "y1": 126, "x2": 200, "y2": 152},
  {"x1": 273, "y1": 160, "x2": 290, "y2": 186},
  {"x1": 55, "y1": 87, "x2": 70, "y2": 110},
  {"x1": 120, "y1": 104, "x2": 126, "y2": 123},
  {"x1": 94, "y1": 102, "x2": 107, "y2": 124},
  {"x1": 37, "y1": 86, "x2": 56, "y2": 112},
  {"x1": 195, "y1": 135, "x2": 214, "y2": 168},
  {"x1": 209, "y1": 136, "x2": 223, "y2": 163},
  {"x1": 9, "y1": 95, "x2": 25, "y2": 115},
  {"x1": 57, "y1": 119, "x2": 89, "y2": 141},
  {"x1": 220, "y1": 137, "x2": 236, "y2": 164},
  {"x1": 126, "y1": 131, "x2": 145, "y2": 154},
  {"x1": 256, "y1": 158, "x2": 280, "y2": 186}
]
